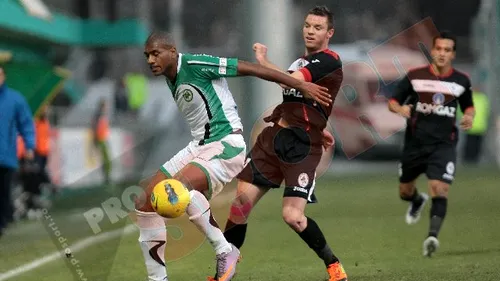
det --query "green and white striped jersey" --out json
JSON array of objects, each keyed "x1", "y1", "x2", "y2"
[{"x1": 165, "y1": 53, "x2": 243, "y2": 145}]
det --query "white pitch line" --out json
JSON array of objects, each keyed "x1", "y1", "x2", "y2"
[{"x1": 0, "y1": 224, "x2": 137, "y2": 281}]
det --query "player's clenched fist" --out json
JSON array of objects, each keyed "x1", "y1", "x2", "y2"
[{"x1": 253, "y1": 43, "x2": 268, "y2": 62}]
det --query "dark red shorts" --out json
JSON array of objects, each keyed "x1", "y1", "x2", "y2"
[{"x1": 236, "y1": 124, "x2": 322, "y2": 203}]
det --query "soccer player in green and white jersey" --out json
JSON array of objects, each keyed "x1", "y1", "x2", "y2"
[{"x1": 135, "y1": 31, "x2": 331, "y2": 281}]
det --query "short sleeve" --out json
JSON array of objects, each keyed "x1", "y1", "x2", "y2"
[
  {"x1": 183, "y1": 53, "x2": 238, "y2": 79},
  {"x1": 300, "y1": 51, "x2": 342, "y2": 83},
  {"x1": 458, "y1": 78, "x2": 474, "y2": 113},
  {"x1": 391, "y1": 76, "x2": 413, "y2": 104}
]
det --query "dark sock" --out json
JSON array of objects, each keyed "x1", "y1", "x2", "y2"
[
  {"x1": 223, "y1": 219, "x2": 247, "y2": 249},
  {"x1": 401, "y1": 190, "x2": 424, "y2": 213},
  {"x1": 297, "y1": 217, "x2": 339, "y2": 267},
  {"x1": 428, "y1": 197, "x2": 447, "y2": 238}
]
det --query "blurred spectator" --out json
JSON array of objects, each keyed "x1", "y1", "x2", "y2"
[
  {"x1": 124, "y1": 72, "x2": 148, "y2": 115},
  {"x1": 92, "y1": 99, "x2": 112, "y2": 185},
  {"x1": 462, "y1": 90, "x2": 490, "y2": 164},
  {"x1": 0, "y1": 66, "x2": 35, "y2": 236},
  {"x1": 114, "y1": 79, "x2": 129, "y2": 114},
  {"x1": 34, "y1": 105, "x2": 53, "y2": 199},
  {"x1": 16, "y1": 106, "x2": 53, "y2": 219},
  {"x1": 35, "y1": 106, "x2": 51, "y2": 181}
]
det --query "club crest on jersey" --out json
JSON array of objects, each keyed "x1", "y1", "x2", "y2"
[
  {"x1": 432, "y1": 93, "x2": 445, "y2": 105},
  {"x1": 298, "y1": 173, "x2": 309, "y2": 187},
  {"x1": 283, "y1": 88, "x2": 303, "y2": 98},
  {"x1": 181, "y1": 89, "x2": 193, "y2": 102}
]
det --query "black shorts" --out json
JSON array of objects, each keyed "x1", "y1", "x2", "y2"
[
  {"x1": 399, "y1": 142, "x2": 457, "y2": 184},
  {"x1": 236, "y1": 124, "x2": 322, "y2": 203}
]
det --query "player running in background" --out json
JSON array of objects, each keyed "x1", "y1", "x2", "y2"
[
  {"x1": 214, "y1": 6, "x2": 347, "y2": 281},
  {"x1": 137, "y1": 31, "x2": 331, "y2": 281},
  {"x1": 388, "y1": 31, "x2": 474, "y2": 257}
]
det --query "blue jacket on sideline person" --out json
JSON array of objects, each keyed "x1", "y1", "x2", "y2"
[{"x1": 0, "y1": 81, "x2": 35, "y2": 169}]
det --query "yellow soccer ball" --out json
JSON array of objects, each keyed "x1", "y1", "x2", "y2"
[{"x1": 151, "y1": 179, "x2": 191, "y2": 218}]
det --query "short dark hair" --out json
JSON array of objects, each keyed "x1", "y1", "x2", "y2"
[
  {"x1": 146, "y1": 31, "x2": 175, "y2": 47},
  {"x1": 433, "y1": 31, "x2": 457, "y2": 51},
  {"x1": 307, "y1": 5, "x2": 334, "y2": 29}
]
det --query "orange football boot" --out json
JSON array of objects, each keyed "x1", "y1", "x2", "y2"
[{"x1": 327, "y1": 261, "x2": 348, "y2": 281}]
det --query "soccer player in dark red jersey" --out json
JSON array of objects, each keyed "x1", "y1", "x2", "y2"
[
  {"x1": 388, "y1": 31, "x2": 474, "y2": 257},
  {"x1": 211, "y1": 6, "x2": 347, "y2": 281}
]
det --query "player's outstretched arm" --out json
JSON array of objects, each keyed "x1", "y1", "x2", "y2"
[{"x1": 237, "y1": 60, "x2": 331, "y2": 106}]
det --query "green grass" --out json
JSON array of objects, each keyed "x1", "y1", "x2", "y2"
[{"x1": 1, "y1": 167, "x2": 499, "y2": 281}]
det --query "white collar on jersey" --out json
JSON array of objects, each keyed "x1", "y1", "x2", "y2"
[{"x1": 177, "y1": 53, "x2": 183, "y2": 74}]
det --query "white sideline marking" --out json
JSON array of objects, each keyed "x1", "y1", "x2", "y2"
[{"x1": 0, "y1": 224, "x2": 137, "y2": 281}]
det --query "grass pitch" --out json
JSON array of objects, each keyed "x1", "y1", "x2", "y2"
[{"x1": 0, "y1": 166, "x2": 499, "y2": 281}]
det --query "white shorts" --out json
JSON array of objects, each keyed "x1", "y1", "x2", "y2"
[{"x1": 160, "y1": 134, "x2": 247, "y2": 199}]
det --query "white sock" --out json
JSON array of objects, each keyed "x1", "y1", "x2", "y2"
[
  {"x1": 186, "y1": 190, "x2": 232, "y2": 255},
  {"x1": 136, "y1": 210, "x2": 168, "y2": 281}
]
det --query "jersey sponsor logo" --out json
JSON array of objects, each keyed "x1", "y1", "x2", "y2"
[
  {"x1": 283, "y1": 88, "x2": 303, "y2": 98},
  {"x1": 416, "y1": 102, "x2": 456, "y2": 117},
  {"x1": 312, "y1": 59, "x2": 320, "y2": 63},
  {"x1": 218, "y1": 66, "x2": 226, "y2": 75},
  {"x1": 218, "y1": 57, "x2": 227, "y2": 74},
  {"x1": 411, "y1": 79, "x2": 466, "y2": 97},
  {"x1": 298, "y1": 173, "x2": 309, "y2": 187}
]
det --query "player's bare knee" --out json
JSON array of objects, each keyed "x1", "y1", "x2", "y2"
[
  {"x1": 430, "y1": 182, "x2": 449, "y2": 197},
  {"x1": 282, "y1": 206, "x2": 305, "y2": 230},
  {"x1": 399, "y1": 183, "x2": 415, "y2": 199},
  {"x1": 232, "y1": 193, "x2": 250, "y2": 211}
]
